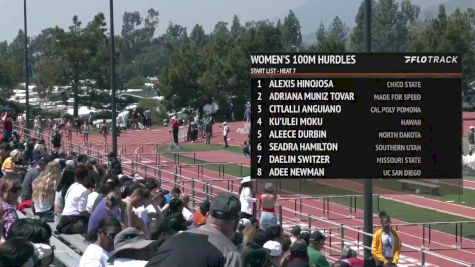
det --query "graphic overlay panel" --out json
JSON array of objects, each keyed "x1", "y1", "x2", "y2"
[{"x1": 251, "y1": 53, "x2": 462, "y2": 181}]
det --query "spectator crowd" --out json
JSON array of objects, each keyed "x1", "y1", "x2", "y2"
[{"x1": 0, "y1": 119, "x2": 400, "y2": 267}]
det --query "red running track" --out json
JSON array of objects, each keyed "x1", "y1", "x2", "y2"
[{"x1": 61, "y1": 123, "x2": 475, "y2": 266}]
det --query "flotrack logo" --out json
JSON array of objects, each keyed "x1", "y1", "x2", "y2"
[{"x1": 404, "y1": 55, "x2": 459, "y2": 64}]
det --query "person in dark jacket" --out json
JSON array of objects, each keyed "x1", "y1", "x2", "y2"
[{"x1": 108, "y1": 152, "x2": 122, "y2": 175}]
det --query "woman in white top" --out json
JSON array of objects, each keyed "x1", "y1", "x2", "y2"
[
  {"x1": 239, "y1": 176, "x2": 256, "y2": 219},
  {"x1": 32, "y1": 161, "x2": 61, "y2": 221},
  {"x1": 79, "y1": 216, "x2": 122, "y2": 267},
  {"x1": 56, "y1": 164, "x2": 91, "y2": 234},
  {"x1": 82, "y1": 122, "x2": 91, "y2": 144}
]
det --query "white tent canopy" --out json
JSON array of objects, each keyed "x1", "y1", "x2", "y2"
[{"x1": 67, "y1": 106, "x2": 97, "y2": 117}]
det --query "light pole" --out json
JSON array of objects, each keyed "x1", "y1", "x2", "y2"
[
  {"x1": 109, "y1": 0, "x2": 117, "y2": 154},
  {"x1": 363, "y1": 0, "x2": 373, "y2": 261},
  {"x1": 24, "y1": 0, "x2": 30, "y2": 130}
]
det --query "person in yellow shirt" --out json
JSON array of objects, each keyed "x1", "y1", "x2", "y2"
[
  {"x1": 372, "y1": 211, "x2": 401, "y2": 267},
  {"x1": 2, "y1": 149, "x2": 24, "y2": 175}
]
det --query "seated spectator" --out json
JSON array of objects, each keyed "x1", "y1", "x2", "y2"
[
  {"x1": 7, "y1": 218, "x2": 52, "y2": 244},
  {"x1": 180, "y1": 194, "x2": 194, "y2": 229},
  {"x1": 122, "y1": 186, "x2": 151, "y2": 232},
  {"x1": 279, "y1": 235, "x2": 293, "y2": 266},
  {"x1": 0, "y1": 176, "x2": 21, "y2": 239},
  {"x1": 32, "y1": 161, "x2": 61, "y2": 222},
  {"x1": 241, "y1": 242, "x2": 269, "y2": 267},
  {"x1": 340, "y1": 246, "x2": 364, "y2": 267},
  {"x1": 193, "y1": 199, "x2": 210, "y2": 227},
  {"x1": 20, "y1": 159, "x2": 46, "y2": 202},
  {"x1": 291, "y1": 225, "x2": 301, "y2": 244},
  {"x1": 307, "y1": 231, "x2": 329, "y2": 267},
  {"x1": 108, "y1": 152, "x2": 122, "y2": 175},
  {"x1": 266, "y1": 225, "x2": 283, "y2": 242},
  {"x1": 263, "y1": 240, "x2": 283, "y2": 267},
  {"x1": 2, "y1": 149, "x2": 26, "y2": 175},
  {"x1": 300, "y1": 232, "x2": 310, "y2": 247},
  {"x1": 253, "y1": 229, "x2": 270, "y2": 247},
  {"x1": 57, "y1": 164, "x2": 90, "y2": 234},
  {"x1": 0, "y1": 238, "x2": 35, "y2": 267},
  {"x1": 108, "y1": 227, "x2": 159, "y2": 266},
  {"x1": 87, "y1": 172, "x2": 119, "y2": 214},
  {"x1": 54, "y1": 166, "x2": 75, "y2": 224},
  {"x1": 164, "y1": 187, "x2": 181, "y2": 204},
  {"x1": 79, "y1": 217, "x2": 122, "y2": 267},
  {"x1": 87, "y1": 191, "x2": 123, "y2": 239},
  {"x1": 147, "y1": 193, "x2": 242, "y2": 267},
  {"x1": 22, "y1": 141, "x2": 34, "y2": 163},
  {"x1": 162, "y1": 198, "x2": 187, "y2": 232},
  {"x1": 7, "y1": 218, "x2": 54, "y2": 266},
  {"x1": 282, "y1": 240, "x2": 310, "y2": 267}
]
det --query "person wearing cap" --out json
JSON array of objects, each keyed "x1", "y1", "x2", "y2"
[
  {"x1": 79, "y1": 217, "x2": 122, "y2": 267},
  {"x1": 258, "y1": 182, "x2": 278, "y2": 231},
  {"x1": 239, "y1": 176, "x2": 256, "y2": 219},
  {"x1": 308, "y1": 231, "x2": 330, "y2": 267},
  {"x1": 290, "y1": 225, "x2": 302, "y2": 244},
  {"x1": 147, "y1": 193, "x2": 242, "y2": 267},
  {"x1": 264, "y1": 240, "x2": 284, "y2": 267},
  {"x1": 469, "y1": 126, "x2": 475, "y2": 154},
  {"x1": 219, "y1": 121, "x2": 231, "y2": 148},
  {"x1": 372, "y1": 212, "x2": 400, "y2": 267},
  {"x1": 107, "y1": 227, "x2": 158, "y2": 266}
]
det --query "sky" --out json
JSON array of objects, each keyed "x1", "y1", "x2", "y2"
[{"x1": 0, "y1": 0, "x2": 307, "y2": 43}]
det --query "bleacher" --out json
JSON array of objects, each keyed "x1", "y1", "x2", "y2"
[{"x1": 18, "y1": 209, "x2": 83, "y2": 267}]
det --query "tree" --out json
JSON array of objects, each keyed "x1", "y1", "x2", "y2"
[
  {"x1": 409, "y1": 6, "x2": 475, "y2": 104},
  {"x1": 350, "y1": 0, "x2": 419, "y2": 51},
  {"x1": 213, "y1": 21, "x2": 230, "y2": 39},
  {"x1": 281, "y1": 10, "x2": 302, "y2": 49},
  {"x1": 313, "y1": 18, "x2": 347, "y2": 52},
  {"x1": 159, "y1": 43, "x2": 205, "y2": 111},
  {"x1": 230, "y1": 15, "x2": 245, "y2": 39},
  {"x1": 328, "y1": 16, "x2": 348, "y2": 44},
  {"x1": 33, "y1": 59, "x2": 63, "y2": 98},
  {"x1": 316, "y1": 22, "x2": 326, "y2": 45},
  {"x1": 190, "y1": 24, "x2": 207, "y2": 47}
]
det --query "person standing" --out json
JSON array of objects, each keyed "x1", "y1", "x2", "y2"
[
  {"x1": 51, "y1": 127, "x2": 62, "y2": 152},
  {"x1": 220, "y1": 122, "x2": 230, "y2": 148},
  {"x1": 469, "y1": 126, "x2": 475, "y2": 154},
  {"x1": 372, "y1": 212, "x2": 401, "y2": 267},
  {"x1": 170, "y1": 116, "x2": 180, "y2": 145},
  {"x1": 239, "y1": 176, "x2": 255, "y2": 219},
  {"x1": 205, "y1": 118, "x2": 213, "y2": 145},
  {"x1": 100, "y1": 119, "x2": 109, "y2": 144},
  {"x1": 307, "y1": 231, "x2": 330, "y2": 267},
  {"x1": 81, "y1": 122, "x2": 91, "y2": 144},
  {"x1": 1, "y1": 112, "x2": 13, "y2": 142},
  {"x1": 144, "y1": 109, "x2": 151, "y2": 128},
  {"x1": 258, "y1": 183, "x2": 277, "y2": 231}
]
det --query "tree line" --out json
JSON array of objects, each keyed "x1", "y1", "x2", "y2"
[{"x1": 0, "y1": 0, "x2": 474, "y2": 119}]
